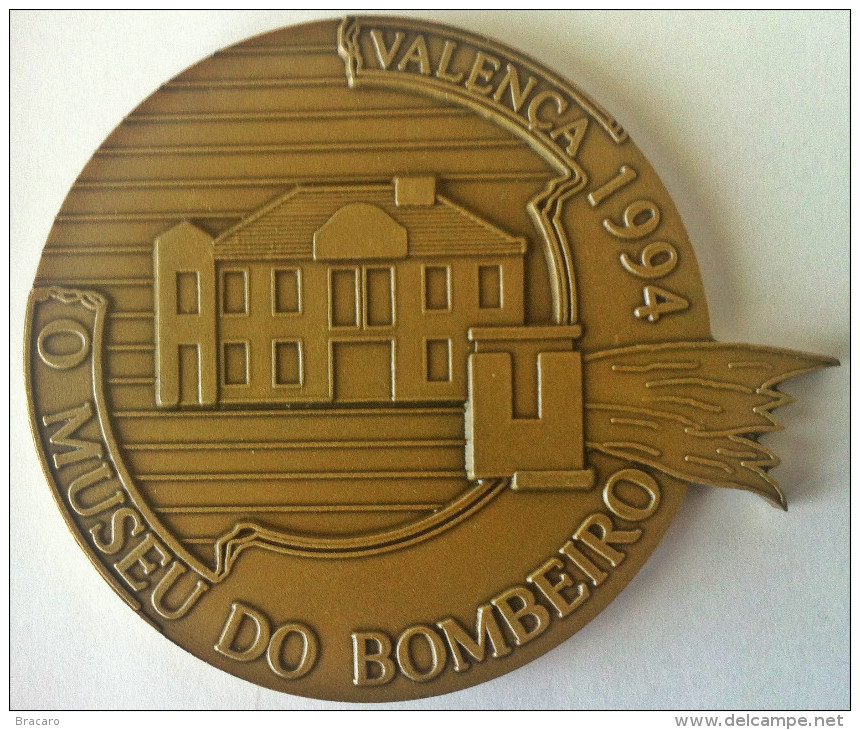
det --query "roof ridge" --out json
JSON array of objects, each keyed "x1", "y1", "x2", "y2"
[
  {"x1": 215, "y1": 183, "x2": 395, "y2": 246},
  {"x1": 297, "y1": 183, "x2": 391, "y2": 194}
]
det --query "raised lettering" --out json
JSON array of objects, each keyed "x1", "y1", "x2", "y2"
[
  {"x1": 603, "y1": 468, "x2": 662, "y2": 522},
  {"x1": 352, "y1": 631, "x2": 395, "y2": 686},
  {"x1": 42, "y1": 402, "x2": 103, "y2": 468},
  {"x1": 465, "y1": 51, "x2": 501, "y2": 95},
  {"x1": 89, "y1": 506, "x2": 144, "y2": 555},
  {"x1": 574, "y1": 513, "x2": 641, "y2": 568},
  {"x1": 635, "y1": 285, "x2": 690, "y2": 322},
  {"x1": 620, "y1": 241, "x2": 679, "y2": 280},
  {"x1": 266, "y1": 623, "x2": 319, "y2": 679},
  {"x1": 396, "y1": 34, "x2": 431, "y2": 75},
  {"x1": 527, "y1": 90, "x2": 568, "y2": 131},
  {"x1": 437, "y1": 605, "x2": 511, "y2": 672},
  {"x1": 527, "y1": 557, "x2": 590, "y2": 618},
  {"x1": 491, "y1": 585, "x2": 550, "y2": 646},
  {"x1": 434, "y1": 40, "x2": 463, "y2": 83},
  {"x1": 37, "y1": 318, "x2": 90, "y2": 370},
  {"x1": 67, "y1": 461, "x2": 124, "y2": 517},
  {"x1": 550, "y1": 117, "x2": 588, "y2": 158},
  {"x1": 603, "y1": 199, "x2": 661, "y2": 240},
  {"x1": 396, "y1": 625, "x2": 447, "y2": 683},
  {"x1": 559, "y1": 539, "x2": 608, "y2": 586},
  {"x1": 588, "y1": 165, "x2": 638, "y2": 208},
  {"x1": 368, "y1": 29, "x2": 404, "y2": 70},
  {"x1": 492, "y1": 63, "x2": 537, "y2": 112},
  {"x1": 113, "y1": 533, "x2": 170, "y2": 592},
  {"x1": 150, "y1": 561, "x2": 207, "y2": 621},
  {"x1": 214, "y1": 602, "x2": 270, "y2": 662}
]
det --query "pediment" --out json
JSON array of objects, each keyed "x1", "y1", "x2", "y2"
[{"x1": 313, "y1": 203, "x2": 407, "y2": 261}]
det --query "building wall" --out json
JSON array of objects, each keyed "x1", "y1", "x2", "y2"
[
  {"x1": 392, "y1": 256, "x2": 523, "y2": 402},
  {"x1": 154, "y1": 222, "x2": 217, "y2": 407},
  {"x1": 212, "y1": 253, "x2": 524, "y2": 405},
  {"x1": 216, "y1": 260, "x2": 329, "y2": 404}
]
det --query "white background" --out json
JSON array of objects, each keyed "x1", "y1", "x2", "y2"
[{"x1": 9, "y1": 10, "x2": 849, "y2": 711}]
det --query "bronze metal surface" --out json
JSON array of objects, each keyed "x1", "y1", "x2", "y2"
[{"x1": 16, "y1": 12, "x2": 845, "y2": 708}]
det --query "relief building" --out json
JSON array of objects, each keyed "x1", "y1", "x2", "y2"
[{"x1": 153, "y1": 177, "x2": 590, "y2": 488}]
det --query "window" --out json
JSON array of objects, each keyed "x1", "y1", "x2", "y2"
[
  {"x1": 273, "y1": 269, "x2": 301, "y2": 314},
  {"x1": 222, "y1": 269, "x2": 248, "y2": 315},
  {"x1": 273, "y1": 340, "x2": 302, "y2": 386},
  {"x1": 365, "y1": 267, "x2": 394, "y2": 326},
  {"x1": 426, "y1": 339, "x2": 451, "y2": 382},
  {"x1": 330, "y1": 268, "x2": 359, "y2": 327},
  {"x1": 222, "y1": 341, "x2": 249, "y2": 385},
  {"x1": 478, "y1": 265, "x2": 502, "y2": 309},
  {"x1": 424, "y1": 266, "x2": 450, "y2": 311},
  {"x1": 176, "y1": 272, "x2": 199, "y2": 314},
  {"x1": 329, "y1": 267, "x2": 395, "y2": 328}
]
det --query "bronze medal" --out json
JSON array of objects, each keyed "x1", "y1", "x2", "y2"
[{"x1": 15, "y1": 12, "x2": 846, "y2": 708}]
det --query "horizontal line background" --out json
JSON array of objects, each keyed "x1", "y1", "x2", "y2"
[{"x1": 33, "y1": 28, "x2": 553, "y2": 569}]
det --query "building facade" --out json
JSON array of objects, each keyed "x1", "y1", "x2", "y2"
[
  {"x1": 153, "y1": 176, "x2": 591, "y2": 488},
  {"x1": 154, "y1": 177, "x2": 526, "y2": 407}
]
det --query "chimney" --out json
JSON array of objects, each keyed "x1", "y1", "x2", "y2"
[{"x1": 394, "y1": 176, "x2": 435, "y2": 206}]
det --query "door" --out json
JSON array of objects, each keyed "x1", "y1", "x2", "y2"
[
  {"x1": 331, "y1": 340, "x2": 393, "y2": 402},
  {"x1": 177, "y1": 344, "x2": 201, "y2": 406}
]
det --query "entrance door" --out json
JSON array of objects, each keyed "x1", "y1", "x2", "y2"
[
  {"x1": 331, "y1": 340, "x2": 393, "y2": 402},
  {"x1": 178, "y1": 344, "x2": 201, "y2": 406}
]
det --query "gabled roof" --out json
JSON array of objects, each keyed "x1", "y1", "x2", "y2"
[{"x1": 213, "y1": 183, "x2": 526, "y2": 260}]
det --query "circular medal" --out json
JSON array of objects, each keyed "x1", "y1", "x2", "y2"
[{"x1": 17, "y1": 12, "x2": 843, "y2": 707}]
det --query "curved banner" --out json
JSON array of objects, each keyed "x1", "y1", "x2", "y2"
[{"x1": 26, "y1": 287, "x2": 216, "y2": 597}]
